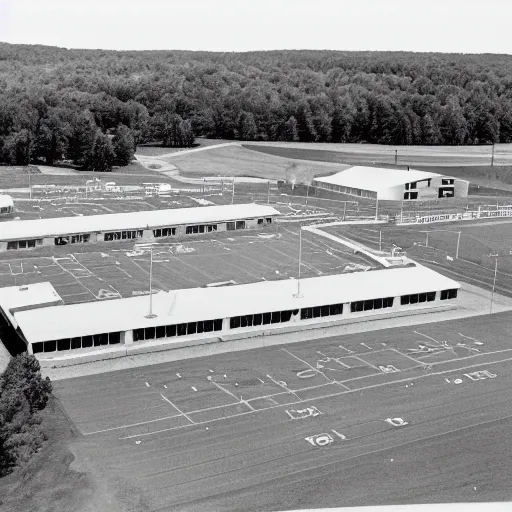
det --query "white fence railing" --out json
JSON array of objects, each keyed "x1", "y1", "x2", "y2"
[{"x1": 396, "y1": 206, "x2": 512, "y2": 225}]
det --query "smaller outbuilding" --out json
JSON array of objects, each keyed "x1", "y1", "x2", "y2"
[{"x1": 313, "y1": 166, "x2": 469, "y2": 201}]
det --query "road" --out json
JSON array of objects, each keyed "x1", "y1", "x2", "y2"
[{"x1": 54, "y1": 311, "x2": 512, "y2": 511}]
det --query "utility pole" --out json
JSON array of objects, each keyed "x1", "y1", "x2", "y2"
[
  {"x1": 267, "y1": 180, "x2": 271, "y2": 204},
  {"x1": 231, "y1": 179, "x2": 235, "y2": 205},
  {"x1": 490, "y1": 255, "x2": 498, "y2": 314},
  {"x1": 395, "y1": 149, "x2": 398, "y2": 166},
  {"x1": 306, "y1": 184, "x2": 309, "y2": 205},
  {"x1": 456, "y1": 231, "x2": 461, "y2": 259},
  {"x1": 294, "y1": 227, "x2": 303, "y2": 298},
  {"x1": 28, "y1": 166, "x2": 32, "y2": 200},
  {"x1": 491, "y1": 143, "x2": 495, "y2": 167},
  {"x1": 379, "y1": 230, "x2": 382, "y2": 252},
  {"x1": 375, "y1": 198, "x2": 379, "y2": 221},
  {"x1": 426, "y1": 231, "x2": 429, "y2": 248},
  {"x1": 145, "y1": 247, "x2": 157, "y2": 319},
  {"x1": 343, "y1": 201, "x2": 347, "y2": 221}
]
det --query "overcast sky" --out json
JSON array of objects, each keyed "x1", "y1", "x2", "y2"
[{"x1": 1, "y1": 0, "x2": 511, "y2": 54}]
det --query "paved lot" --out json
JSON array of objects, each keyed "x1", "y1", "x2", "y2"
[{"x1": 54, "y1": 312, "x2": 512, "y2": 510}]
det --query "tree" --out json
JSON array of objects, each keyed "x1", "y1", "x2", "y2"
[
  {"x1": 68, "y1": 110, "x2": 97, "y2": 166},
  {"x1": 162, "y1": 113, "x2": 195, "y2": 147},
  {"x1": 35, "y1": 109, "x2": 71, "y2": 165},
  {"x1": 236, "y1": 111, "x2": 257, "y2": 140},
  {"x1": 1, "y1": 129, "x2": 33, "y2": 165},
  {"x1": 283, "y1": 116, "x2": 299, "y2": 141},
  {"x1": 112, "y1": 124, "x2": 135, "y2": 166},
  {"x1": 295, "y1": 101, "x2": 317, "y2": 142},
  {"x1": 88, "y1": 131, "x2": 116, "y2": 172}
]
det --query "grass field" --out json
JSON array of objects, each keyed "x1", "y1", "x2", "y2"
[
  {"x1": 0, "y1": 225, "x2": 381, "y2": 305},
  {"x1": 13, "y1": 312, "x2": 511, "y2": 511}
]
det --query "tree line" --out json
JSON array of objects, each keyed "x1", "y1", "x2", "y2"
[
  {"x1": 1, "y1": 44, "x2": 512, "y2": 169},
  {"x1": 0, "y1": 354, "x2": 52, "y2": 475}
]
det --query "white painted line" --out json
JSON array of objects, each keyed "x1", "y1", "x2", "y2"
[
  {"x1": 145, "y1": 382, "x2": 150, "y2": 387},
  {"x1": 413, "y1": 331, "x2": 441, "y2": 344},
  {"x1": 390, "y1": 348, "x2": 424, "y2": 366},
  {"x1": 160, "y1": 394, "x2": 195, "y2": 424},
  {"x1": 266, "y1": 373, "x2": 302, "y2": 400},
  {"x1": 118, "y1": 349, "x2": 512, "y2": 440},
  {"x1": 83, "y1": 412, "x2": 184, "y2": 435},
  {"x1": 352, "y1": 355, "x2": 380, "y2": 371},
  {"x1": 360, "y1": 343, "x2": 372, "y2": 350},
  {"x1": 211, "y1": 381, "x2": 255, "y2": 411},
  {"x1": 191, "y1": 386, "x2": 197, "y2": 392},
  {"x1": 281, "y1": 347, "x2": 332, "y2": 382},
  {"x1": 258, "y1": 378, "x2": 265, "y2": 384},
  {"x1": 337, "y1": 344, "x2": 354, "y2": 353},
  {"x1": 459, "y1": 333, "x2": 482, "y2": 344}
]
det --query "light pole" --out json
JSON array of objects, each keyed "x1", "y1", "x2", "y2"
[
  {"x1": 267, "y1": 180, "x2": 271, "y2": 204},
  {"x1": 379, "y1": 230, "x2": 382, "y2": 252},
  {"x1": 294, "y1": 227, "x2": 303, "y2": 298},
  {"x1": 491, "y1": 143, "x2": 495, "y2": 168},
  {"x1": 490, "y1": 254, "x2": 498, "y2": 314},
  {"x1": 375, "y1": 198, "x2": 379, "y2": 221},
  {"x1": 145, "y1": 247, "x2": 157, "y2": 319},
  {"x1": 455, "y1": 231, "x2": 461, "y2": 260},
  {"x1": 231, "y1": 179, "x2": 235, "y2": 205}
]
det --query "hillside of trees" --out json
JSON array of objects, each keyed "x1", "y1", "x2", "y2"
[{"x1": 1, "y1": 44, "x2": 512, "y2": 168}]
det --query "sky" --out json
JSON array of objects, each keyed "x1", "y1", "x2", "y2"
[{"x1": 1, "y1": 0, "x2": 511, "y2": 54}]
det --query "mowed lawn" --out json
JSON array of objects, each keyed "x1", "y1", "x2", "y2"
[{"x1": 169, "y1": 144, "x2": 349, "y2": 181}]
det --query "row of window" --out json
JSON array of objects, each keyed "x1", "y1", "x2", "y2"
[
  {"x1": 104, "y1": 230, "x2": 144, "y2": 241},
  {"x1": 7, "y1": 239, "x2": 43, "y2": 250},
  {"x1": 133, "y1": 319, "x2": 223, "y2": 341},
  {"x1": 55, "y1": 234, "x2": 91, "y2": 245},
  {"x1": 227, "y1": 220, "x2": 246, "y2": 231},
  {"x1": 441, "y1": 288, "x2": 458, "y2": 300},
  {"x1": 442, "y1": 179, "x2": 455, "y2": 185},
  {"x1": 0, "y1": 206, "x2": 13, "y2": 214},
  {"x1": 401, "y1": 292, "x2": 436, "y2": 305},
  {"x1": 185, "y1": 224, "x2": 218, "y2": 234},
  {"x1": 316, "y1": 182, "x2": 377, "y2": 199},
  {"x1": 350, "y1": 297, "x2": 394, "y2": 313},
  {"x1": 404, "y1": 192, "x2": 418, "y2": 200},
  {"x1": 32, "y1": 331, "x2": 121, "y2": 353},
  {"x1": 153, "y1": 227, "x2": 177, "y2": 237},
  {"x1": 301, "y1": 303, "x2": 344, "y2": 319},
  {"x1": 230, "y1": 309, "x2": 300, "y2": 329}
]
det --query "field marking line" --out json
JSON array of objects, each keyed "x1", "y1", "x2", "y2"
[
  {"x1": 211, "y1": 381, "x2": 255, "y2": 411},
  {"x1": 458, "y1": 333, "x2": 481, "y2": 343},
  {"x1": 281, "y1": 347, "x2": 333, "y2": 383},
  {"x1": 351, "y1": 355, "x2": 381, "y2": 371},
  {"x1": 266, "y1": 374, "x2": 302, "y2": 401},
  {"x1": 337, "y1": 344, "x2": 354, "y2": 354},
  {"x1": 390, "y1": 348, "x2": 424, "y2": 366},
  {"x1": 118, "y1": 350, "x2": 512, "y2": 440},
  {"x1": 82, "y1": 412, "x2": 184, "y2": 436},
  {"x1": 413, "y1": 330, "x2": 441, "y2": 343},
  {"x1": 160, "y1": 394, "x2": 196, "y2": 424}
]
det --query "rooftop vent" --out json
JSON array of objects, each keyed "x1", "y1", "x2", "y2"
[{"x1": 19, "y1": 286, "x2": 29, "y2": 291}]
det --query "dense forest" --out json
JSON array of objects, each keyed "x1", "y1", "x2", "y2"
[{"x1": 1, "y1": 44, "x2": 512, "y2": 168}]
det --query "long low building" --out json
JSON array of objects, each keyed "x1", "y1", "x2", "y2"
[
  {"x1": 0, "y1": 265, "x2": 460, "y2": 357},
  {"x1": 0, "y1": 203, "x2": 279, "y2": 251},
  {"x1": 313, "y1": 166, "x2": 469, "y2": 201}
]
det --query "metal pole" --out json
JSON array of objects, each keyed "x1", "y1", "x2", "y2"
[
  {"x1": 375, "y1": 198, "x2": 379, "y2": 221},
  {"x1": 306, "y1": 184, "x2": 309, "y2": 205},
  {"x1": 294, "y1": 227, "x2": 303, "y2": 298},
  {"x1": 426, "y1": 231, "x2": 429, "y2": 248},
  {"x1": 491, "y1": 143, "x2": 495, "y2": 167},
  {"x1": 28, "y1": 167, "x2": 32, "y2": 200},
  {"x1": 146, "y1": 247, "x2": 157, "y2": 318},
  {"x1": 395, "y1": 149, "x2": 398, "y2": 166},
  {"x1": 456, "y1": 231, "x2": 461, "y2": 259},
  {"x1": 343, "y1": 201, "x2": 347, "y2": 221},
  {"x1": 231, "y1": 179, "x2": 235, "y2": 205},
  {"x1": 267, "y1": 180, "x2": 270, "y2": 204},
  {"x1": 379, "y1": 231, "x2": 382, "y2": 252},
  {"x1": 490, "y1": 256, "x2": 498, "y2": 314},
  {"x1": 400, "y1": 201, "x2": 403, "y2": 224}
]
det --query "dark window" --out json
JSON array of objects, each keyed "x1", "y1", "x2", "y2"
[
  {"x1": 99, "y1": 333, "x2": 109, "y2": 346},
  {"x1": 133, "y1": 329, "x2": 144, "y2": 342},
  {"x1": 177, "y1": 324, "x2": 187, "y2": 336},
  {"x1": 351, "y1": 301, "x2": 364, "y2": 313},
  {"x1": 374, "y1": 298, "x2": 383, "y2": 310},
  {"x1": 419, "y1": 293, "x2": 427, "y2": 303},
  {"x1": 401, "y1": 295, "x2": 410, "y2": 305},
  {"x1": 109, "y1": 332, "x2": 121, "y2": 344},
  {"x1": 166, "y1": 324, "x2": 177, "y2": 337},
  {"x1": 154, "y1": 229, "x2": 161, "y2": 237},
  {"x1": 214, "y1": 319, "x2": 223, "y2": 331},
  {"x1": 44, "y1": 340, "x2": 56, "y2": 352},
  {"x1": 253, "y1": 313, "x2": 263, "y2": 325},
  {"x1": 320, "y1": 305, "x2": 330, "y2": 317},
  {"x1": 329, "y1": 303, "x2": 343, "y2": 316},
  {"x1": 187, "y1": 322, "x2": 197, "y2": 335},
  {"x1": 405, "y1": 183, "x2": 410, "y2": 190},
  {"x1": 258, "y1": 218, "x2": 264, "y2": 225},
  {"x1": 404, "y1": 192, "x2": 409, "y2": 200},
  {"x1": 241, "y1": 315, "x2": 253, "y2": 328},
  {"x1": 271, "y1": 311, "x2": 281, "y2": 324},
  {"x1": 93, "y1": 334, "x2": 102, "y2": 346},
  {"x1": 122, "y1": 231, "x2": 127, "y2": 239},
  {"x1": 266, "y1": 218, "x2": 272, "y2": 224},
  {"x1": 204, "y1": 320, "x2": 214, "y2": 332},
  {"x1": 197, "y1": 321, "x2": 204, "y2": 333},
  {"x1": 410, "y1": 192, "x2": 418, "y2": 200},
  {"x1": 199, "y1": 225, "x2": 205, "y2": 233},
  {"x1": 28, "y1": 239, "x2": 36, "y2": 248},
  {"x1": 448, "y1": 289, "x2": 458, "y2": 299},
  {"x1": 71, "y1": 337, "x2": 81, "y2": 349},
  {"x1": 301, "y1": 307, "x2": 312, "y2": 320},
  {"x1": 18, "y1": 240, "x2": 27, "y2": 249},
  {"x1": 427, "y1": 291, "x2": 436, "y2": 302},
  {"x1": 312, "y1": 306, "x2": 321, "y2": 318},
  {"x1": 227, "y1": 222, "x2": 236, "y2": 231},
  {"x1": 441, "y1": 290, "x2": 449, "y2": 300},
  {"x1": 410, "y1": 182, "x2": 417, "y2": 189},
  {"x1": 442, "y1": 179, "x2": 454, "y2": 185},
  {"x1": 186, "y1": 226, "x2": 193, "y2": 234},
  {"x1": 281, "y1": 310, "x2": 293, "y2": 322},
  {"x1": 57, "y1": 338, "x2": 71, "y2": 350},
  {"x1": 410, "y1": 294, "x2": 419, "y2": 304},
  {"x1": 82, "y1": 336, "x2": 93, "y2": 348},
  {"x1": 32, "y1": 342, "x2": 44, "y2": 354},
  {"x1": 156, "y1": 326, "x2": 166, "y2": 338},
  {"x1": 7, "y1": 241, "x2": 17, "y2": 250},
  {"x1": 236, "y1": 220, "x2": 245, "y2": 229},
  {"x1": 262, "y1": 312, "x2": 272, "y2": 324},
  {"x1": 364, "y1": 300, "x2": 374, "y2": 311},
  {"x1": 383, "y1": 297, "x2": 394, "y2": 308},
  {"x1": 230, "y1": 316, "x2": 241, "y2": 329},
  {"x1": 145, "y1": 327, "x2": 155, "y2": 340}
]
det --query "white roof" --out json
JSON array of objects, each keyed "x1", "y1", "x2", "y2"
[
  {"x1": 0, "y1": 195, "x2": 13, "y2": 208},
  {"x1": 0, "y1": 282, "x2": 63, "y2": 328},
  {"x1": 0, "y1": 204, "x2": 280, "y2": 241},
  {"x1": 11, "y1": 266, "x2": 460, "y2": 344},
  {"x1": 314, "y1": 166, "x2": 445, "y2": 192}
]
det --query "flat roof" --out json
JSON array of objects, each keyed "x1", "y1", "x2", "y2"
[
  {"x1": 0, "y1": 203, "x2": 280, "y2": 241},
  {"x1": 313, "y1": 166, "x2": 463, "y2": 192},
  {"x1": 0, "y1": 195, "x2": 13, "y2": 208},
  {"x1": 11, "y1": 265, "x2": 460, "y2": 344}
]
